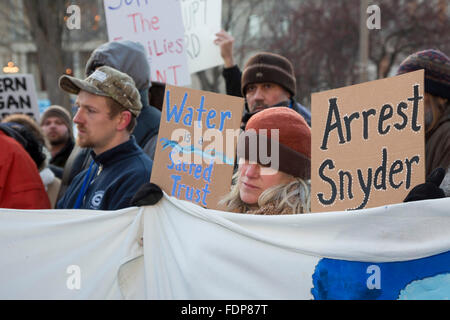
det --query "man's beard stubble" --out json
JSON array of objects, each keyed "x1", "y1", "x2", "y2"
[
  {"x1": 250, "y1": 100, "x2": 290, "y2": 113},
  {"x1": 250, "y1": 102, "x2": 269, "y2": 113},
  {"x1": 76, "y1": 134, "x2": 93, "y2": 149},
  {"x1": 49, "y1": 134, "x2": 69, "y2": 147}
]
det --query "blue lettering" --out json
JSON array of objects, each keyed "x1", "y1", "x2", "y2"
[
  {"x1": 196, "y1": 96, "x2": 206, "y2": 127},
  {"x1": 203, "y1": 161, "x2": 213, "y2": 183},
  {"x1": 194, "y1": 165, "x2": 202, "y2": 180},
  {"x1": 182, "y1": 107, "x2": 193, "y2": 126},
  {"x1": 107, "y1": 0, "x2": 122, "y2": 10},
  {"x1": 185, "y1": 186, "x2": 194, "y2": 200},
  {"x1": 195, "y1": 189, "x2": 202, "y2": 203},
  {"x1": 170, "y1": 175, "x2": 182, "y2": 196},
  {"x1": 166, "y1": 90, "x2": 187, "y2": 123},
  {"x1": 165, "y1": 91, "x2": 232, "y2": 132},
  {"x1": 219, "y1": 111, "x2": 232, "y2": 131},
  {"x1": 107, "y1": 0, "x2": 149, "y2": 10},
  {"x1": 167, "y1": 151, "x2": 175, "y2": 169},
  {"x1": 206, "y1": 109, "x2": 216, "y2": 129},
  {"x1": 201, "y1": 183, "x2": 211, "y2": 206},
  {"x1": 169, "y1": 158, "x2": 214, "y2": 183},
  {"x1": 189, "y1": 163, "x2": 196, "y2": 175},
  {"x1": 178, "y1": 184, "x2": 185, "y2": 198}
]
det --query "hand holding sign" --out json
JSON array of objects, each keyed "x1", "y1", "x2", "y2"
[
  {"x1": 214, "y1": 29, "x2": 235, "y2": 68},
  {"x1": 404, "y1": 167, "x2": 446, "y2": 202}
]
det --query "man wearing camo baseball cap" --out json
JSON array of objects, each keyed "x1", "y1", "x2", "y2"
[{"x1": 56, "y1": 66, "x2": 153, "y2": 210}]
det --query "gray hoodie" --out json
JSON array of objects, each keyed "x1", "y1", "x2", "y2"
[
  {"x1": 86, "y1": 40, "x2": 151, "y2": 91},
  {"x1": 57, "y1": 41, "x2": 162, "y2": 201},
  {"x1": 85, "y1": 40, "x2": 161, "y2": 156}
]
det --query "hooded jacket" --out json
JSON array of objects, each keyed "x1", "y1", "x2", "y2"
[
  {"x1": 85, "y1": 40, "x2": 161, "y2": 153},
  {"x1": 58, "y1": 41, "x2": 161, "y2": 201},
  {"x1": 425, "y1": 108, "x2": 450, "y2": 175}
]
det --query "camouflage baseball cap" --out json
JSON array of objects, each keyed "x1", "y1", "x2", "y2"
[{"x1": 59, "y1": 66, "x2": 142, "y2": 117}]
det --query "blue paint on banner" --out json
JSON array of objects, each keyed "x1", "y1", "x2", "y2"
[{"x1": 311, "y1": 250, "x2": 450, "y2": 300}]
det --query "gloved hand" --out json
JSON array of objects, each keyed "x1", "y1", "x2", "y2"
[
  {"x1": 130, "y1": 183, "x2": 163, "y2": 206},
  {"x1": 404, "y1": 167, "x2": 446, "y2": 202}
]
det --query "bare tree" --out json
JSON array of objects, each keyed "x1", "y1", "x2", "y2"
[
  {"x1": 22, "y1": 0, "x2": 70, "y2": 109},
  {"x1": 251, "y1": 0, "x2": 450, "y2": 107},
  {"x1": 4, "y1": 0, "x2": 448, "y2": 109},
  {"x1": 369, "y1": 0, "x2": 450, "y2": 78},
  {"x1": 0, "y1": 0, "x2": 107, "y2": 114},
  {"x1": 198, "y1": 0, "x2": 449, "y2": 107}
]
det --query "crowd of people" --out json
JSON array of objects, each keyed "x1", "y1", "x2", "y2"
[{"x1": 0, "y1": 32, "x2": 448, "y2": 213}]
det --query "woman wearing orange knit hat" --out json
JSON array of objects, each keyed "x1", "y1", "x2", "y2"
[{"x1": 221, "y1": 107, "x2": 311, "y2": 214}]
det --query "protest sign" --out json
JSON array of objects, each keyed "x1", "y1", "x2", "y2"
[
  {"x1": 103, "y1": 0, "x2": 191, "y2": 86},
  {"x1": 181, "y1": 0, "x2": 222, "y2": 73},
  {"x1": 311, "y1": 70, "x2": 425, "y2": 212},
  {"x1": 150, "y1": 85, "x2": 244, "y2": 210},
  {"x1": 0, "y1": 74, "x2": 40, "y2": 122}
]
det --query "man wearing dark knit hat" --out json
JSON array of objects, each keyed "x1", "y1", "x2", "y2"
[
  {"x1": 40, "y1": 105, "x2": 75, "y2": 176},
  {"x1": 56, "y1": 66, "x2": 153, "y2": 210},
  {"x1": 241, "y1": 52, "x2": 310, "y2": 127},
  {"x1": 214, "y1": 31, "x2": 311, "y2": 127},
  {"x1": 397, "y1": 49, "x2": 450, "y2": 199}
]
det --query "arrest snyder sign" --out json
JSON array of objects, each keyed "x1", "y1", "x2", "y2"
[{"x1": 311, "y1": 70, "x2": 425, "y2": 213}]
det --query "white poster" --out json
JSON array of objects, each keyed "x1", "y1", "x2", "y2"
[
  {"x1": 103, "y1": 0, "x2": 191, "y2": 86},
  {"x1": 0, "y1": 74, "x2": 40, "y2": 122},
  {"x1": 181, "y1": 0, "x2": 223, "y2": 73}
]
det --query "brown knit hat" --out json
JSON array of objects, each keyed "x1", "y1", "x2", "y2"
[
  {"x1": 237, "y1": 107, "x2": 311, "y2": 179},
  {"x1": 241, "y1": 52, "x2": 296, "y2": 97},
  {"x1": 40, "y1": 105, "x2": 74, "y2": 140}
]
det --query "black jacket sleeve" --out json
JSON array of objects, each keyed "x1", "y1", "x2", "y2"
[{"x1": 222, "y1": 65, "x2": 243, "y2": 98}]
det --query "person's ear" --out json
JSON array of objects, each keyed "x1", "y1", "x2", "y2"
[{"x1": 117, "y1": 110, "x2": 131, "y2": 131}]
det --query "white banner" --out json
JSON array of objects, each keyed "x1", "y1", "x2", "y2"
[
  {"x1": 103, "y1": 0, "x2": 191, "y2": 86},
  {"x1": 0, "y1": 74, "x2": 40, "y2": 122},
  {"x1": 0, "y1": 197, "x2": 449, "y2": 299},
  {"x1": 0, "y1": 206, "x2": 144, "y2": 299}
]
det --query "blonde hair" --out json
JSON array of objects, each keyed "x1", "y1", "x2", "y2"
[{"x1": 220, "y1": 170, "x2": 311, "y2": 214}]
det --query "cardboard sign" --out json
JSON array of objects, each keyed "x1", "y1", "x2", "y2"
[
  {"x1": 181, "y1": 0, "x2": 222, "y2": 73},
  {"x1": 151, "y1": 85, "x2": 244, "y2": 210},
  {"x1": 103, "y1": 0, "x2": 191, "y2": 86},
  {"x1": 0, "y1": 74, "x2": 40, "y2": 122},
  {"x1": 311, "y1": 70, "x2": 425, "y2": 212}
]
